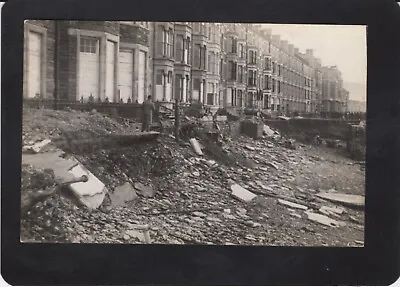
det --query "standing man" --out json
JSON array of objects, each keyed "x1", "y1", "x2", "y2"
[{"x1": 141, "y1": 95, "x2": 155, "y2": 132}]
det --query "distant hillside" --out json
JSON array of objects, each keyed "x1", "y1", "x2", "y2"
[{"x1": 343, "y1": 82, "x2": 366, "y2": 102}]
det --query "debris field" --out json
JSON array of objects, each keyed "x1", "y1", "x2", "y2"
[{"x1": 20, "y1": 107, "x2": 365, "y2": 246}]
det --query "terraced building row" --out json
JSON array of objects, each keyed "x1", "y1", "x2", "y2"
[{"x1": 24, "y1": 21, "x2": 349, "y2": 114}]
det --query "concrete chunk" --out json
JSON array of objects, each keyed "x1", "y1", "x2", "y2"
[
  {"x1": 231, "y1": 184, "x2": 257, "y2": 203},
  {"x1": 278, "y1": 199, "x2": 308, "y2": 210},
  {"x1": 263, "y1": 125, "x2": 275, "y2": 137},
  {"x1": 305, "y1": 211, "x2": 344, "y2": 227},
  {"x1": 316, "y1": 192, "x2": 365, "y2": 208},
  {"x1": 23, "y1": 139, "x2": 52, "y2": 154},
  {"x1": 109, "y1": 182, "x2": 138, "y2": 208},
  {"x1": 68, "y1": 163, "x2": 107, "y2": 209},
  {"x1": 189, "y1": 138, "x2": 203, "y2": 155},
  {"x1": 134, "y1": 182, "x2": 155, "y2": 198},
  {"x1": 319, "y1": 206, "x2": 345, "y2": 217}
]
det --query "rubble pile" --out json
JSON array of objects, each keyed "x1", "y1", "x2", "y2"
[
  {"x1": 22, "y1": 108, "x2": 139, "y2": 145},
  {"x1": 20, "y1": 108, "x2": 365, "y2": 246}
]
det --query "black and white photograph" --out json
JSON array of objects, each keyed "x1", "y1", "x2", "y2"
[{"x1": 20, "y1": 21, "x2": 366, "y2": 246}]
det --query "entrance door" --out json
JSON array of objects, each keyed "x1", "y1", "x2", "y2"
[
  {"x1": 118, "y1": 50, "x2": 133, "y2": 102},
  {"x1": 27, "y1": 31, "x2": 42, "y2": 98},
  {"x1": 106, "y1": 40, "x2": 116, "y2": 102},
  {"x1": 78, "y1": 37, "x2": 100, "y2": 101},
  {"x1": 138, "y1": 50, "x2": 146, "y2": 103}
]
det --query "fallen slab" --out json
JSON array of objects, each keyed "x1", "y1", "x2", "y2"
[
  {"x1": 278, "y1": 199, "x2": 308, "y2": 210},
  {"x1": 231, "y1": 184, "x2": 257, "y2": 203},
  {"x1": 316, "y1": 192, "x2": 365, "y2": 209},
  {"x1": 68, "y1": 163, "x2": 107, "y2": 209},
  {"x1": 305, "y1": 211, "x2": 345, "y2": 227},
  {"x1": 22, "y1": 151, "x2": 79, "y2": 183}
]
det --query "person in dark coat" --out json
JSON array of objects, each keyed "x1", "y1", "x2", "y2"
[{"x1": 141, "y1": 95, "x2": 155, "y2": 132}]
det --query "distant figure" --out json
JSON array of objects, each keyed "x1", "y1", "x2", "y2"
[
  {"x1": 141, "y1": 95, "x2": 155, "y2": 132},
  {"x1": 127, "y1": 97, "x2": 132, "y2": 104},
  {"x1": 104, "y1": 97, "x2": 110, "y2": 103}
]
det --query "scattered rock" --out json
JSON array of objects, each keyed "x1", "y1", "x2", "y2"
[
  {"x1": 230, "y1": 184, "x2": 257, "y2": 203},
  {"x1": 23, "y1": 139, "x2": 52, "y2": 154},
  {"x1": 134, "y1": 182, "x2": 155, "y2": 198},
  {"x1": 278, "y1": 199, "x2": 308, "y2": 210},
  {"x1": 319, "y1": 206, "x2": 345, "y2": 217},
  {"x1": 189, "y1": 138, "x2": 203, "y2": 155},
  {"x1": 245, "y1": 145, "x2": 256, "y2": 151},
  {"x1": 263, "y1": 125, "x2": 275, "y2": 137},
  {"x1": 316, "y1": 192, "x2": 365, "y2": 208},
  {"x1": 305, "y1": 211, "x2": 343, "y2": 228},
  {"x1": 206, "y1": 217, "x2": 222, "y2": 223},
  {"x1": 108, "y1": 182, "x2": 138, "y2": 208},
  {"x1": 266, "y1": 162, "x2": 279, "y2": 170}
]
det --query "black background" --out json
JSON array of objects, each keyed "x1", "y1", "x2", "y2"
[{"x1": 2, "y1": 0, "x2": 400, "y2": 285}]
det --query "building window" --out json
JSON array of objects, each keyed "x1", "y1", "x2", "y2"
[
  {"x1": 208, "y1": 51, "x2": 212, "y2": 72},
  {"x1": 200, "y1": 45, "x2": 206, "y2": 70},
  {"x1": 236, "y1": 90, "x2": 241, "y2": 107},
  {"x1": 251, "y1": 51, "x2": 257, "y2": 64},
  {"x1": 162, "y1": 29, "x2": 174, "y2": 58},
  {"x1": 248, "y1": 70, "x2": 256, "y2": 86},
  {"x1": 264, "y1": 75, "x2": 268, "y2": 89},
  {"x1": 215, "y1": 53, "x2": 219, "y2": 75},
  {"x1": 272, "y1": 79, "x2": 276, "y2": 92},
  {"x1": 194, "y1": 44, "x2": 201, "y2": 68},
  {"x1": 80, "y1": 37, "x2": 98, "y2": 53},
  {"x1": 238, "y1": 65, "x2": 243, "y2": 83},
  {"x1": 229, "y1": 37, "x2": 237, "y2": 53},
  {"x1": 228, "y1": 61, "x2": 237, "y2": 81},
  {"x1": 247, "y1": 92, "x2": 253, "y2": 107},
  {"x1": 175, "y1": 35, "x2": 184, "y2": 62},
  {"x1": 156, "y1": 70, "x2": 163, "y2": 85},
  {"x1": 239, "y1": 43, "x2": 244, "y2": 58}
]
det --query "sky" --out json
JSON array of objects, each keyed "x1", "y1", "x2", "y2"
[{"x1": 259, "y1": 24, "x2": 367, "y2": 102}]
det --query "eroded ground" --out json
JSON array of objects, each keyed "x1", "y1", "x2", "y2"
[{"x1": 20, "y1": 108, "x2": 365, "y2": 246}]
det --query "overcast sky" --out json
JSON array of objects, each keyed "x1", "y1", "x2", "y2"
[{"x1": 259, "y1": 24, "x2": 367, "y2": 101}]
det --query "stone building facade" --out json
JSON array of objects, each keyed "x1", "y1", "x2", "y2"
[{"x1": 23, "y1": 20, "x2": 349, "y2": 115}]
